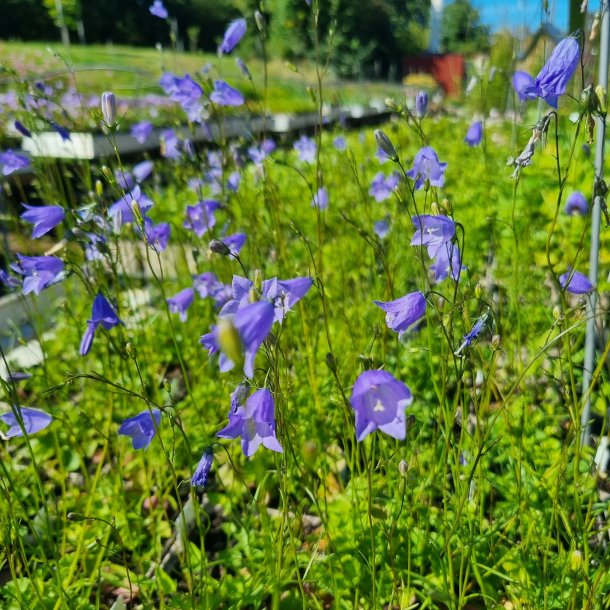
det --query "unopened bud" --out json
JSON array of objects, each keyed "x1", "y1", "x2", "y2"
[
  {"x1": 491, "y1": 334, "x2": 501, "y2": 349},
  {"x1": 253, "y1": 269, "x2": 263, "y2": 291},
  {"x1": 414, "y1": 91, "x2": 428, "y2": 119},
  {"x1": 101, "y1": 91, "x2": 116, "y2": 126},
  {"x1": 374, "y1": 129, "x2": 398, "y2": 162},
  {"x1": 254, "y1": 10, "x2": 265, "y2": 33},
  {"x1": 552, "y1": 305, "x2": 562, "y2": 321},
  {"x1": 430, "y1": 201, "x2": 440, "y2": 215},
  {"x1": 209, "y1": 239, "x2": 231, "y2": 256},
  {"x1": 125, "y1": 342, "x2": 137, "y2": 359},
  {"x1": 101, "y1": 166, "x2": 114, "y2": 183},
  {"x1": 325, "y1": 352, "x2": 336, "y2": 372},
  {"x1": 442, "y1": 198, "x2": 452, "y2": 214},
  {"x1": 474, "y1": 283, "x2": 482, "y2": 299},
  {"x1": 595, "y1": 85, "x2": 607, "y2": 114},
  {"x1": 570, "y1": 549, "x2": 583, "y2": 571},
  {"x1": 95, "y1": 180, "x2": 103, "y2": 197},
  {"x1": 398, "y1": 459, "x2": 408, "y2": 477},
  {"x1": 131, "y1": 198, "x2": 144, "y2": 226},
  {"x1": 67, "y1": 512, "x2": 86, "y2": 522},
  {"x1": 385, "y1": 97, "x2": 400, "y2": 112},
  {"x1": 217, "y1": 318, "x2": 243, "y2": 369}
]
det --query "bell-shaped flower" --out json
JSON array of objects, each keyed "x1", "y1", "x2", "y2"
[
  {"x1": 512, "y1": 37, "x2": 580, "y2": 108},
  {"x1": 559, "y1": 269, "x2": 593, "y2": 294},
  {"x1": 464, "y1": 121, "x2": 483, "y2": 147},
  {"x1": 565, "y1": 191, "x2": 588, "y2": 216},
  {"x1": 118, "y1": 409, "x2": 161, "y2": 449},
  {"x1": 350, "y1": 370, "x2": 413, "y2": 441},
  {"x1": 210, "y1": 80, "x2": 244, "y2": 106},
  {"x1": 21, "y1": 204, "x2": 65, "y2": 238},
  {"x1": 374, "y1": 291, "x2": 426, "y2": 337},
  {"x1": 406, "y1": 146, "x2": 447, "y2": 190},
  {"x1": 80, "y1": 292, "x2": 123, "y2": 356},
  {"x1": 12, "y1": 254, "x2": 64, "y2": 295},
  {"x1": 219, "y1": 18, "x2": 247, "y2": 54},
  {"x1": 410, "y1": 214, "x2": 456, "y2": 258},
  {"x1": 217, "y1": 388, "x2": 283, "y2": 457},
  {"x1": 167, "y1": 287, "x2": 195, "y2": 322},
  {"x1": 1, "y1": 406, "x2": 52, "y2": 438}
]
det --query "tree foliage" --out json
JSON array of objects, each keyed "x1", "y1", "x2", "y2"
[{"x1": 441, "y1": 0, "x2": 489, "y2": 54}]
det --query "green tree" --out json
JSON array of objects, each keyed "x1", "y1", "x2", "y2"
[{"x1": 441, "y1": 0, "x2": 489, "y2": 54}]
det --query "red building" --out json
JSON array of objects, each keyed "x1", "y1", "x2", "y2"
[{"x1": 403, "y1": 54, "x2": 465, "y2": 96}]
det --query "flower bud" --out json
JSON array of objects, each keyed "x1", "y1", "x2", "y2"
[
  {"x1": 475, "y1": 283, "x2": 482, "y2": 299},
  {"x1": 131, "y1": 198, "x2": 144, "y2": 226},
  {"x1": 325, "y1": 352, "x2": 337, "y2": 373},
  {"x1": 491, "y1": 334, "x2": 501, "y2": 350},
  {"x1": 67, "y1": 512, "x2": 86, "y2": 522},
  {"x1": 374, "y1": 129, "x2": 398, "y2": 162},
  {"x1": 430, "y1": 201, "x2": 440, "y2": 215},
  {"x1": 255, "y1": 10, "x2": 265, "y2": 33},
  {"x1": 125, "y1": 342, "x2": 137, "y2": 359},
  {"x1": 415, "y1": 91, "x2": 428, "y2": 119},
  {"x1": 398, "y1": 459, "x2": 408, "y2": 477},
  {"x1": 253, "y1": 269, "x2": 263, "y2": 291},
  {"x1": 95, "y1": 180, "x2": 104, "y2": 197},
  {"x1": 569, "y1": 549, "x2": 583, "y2": 571},
  {"x1": 209, "y1": 239, "x2": 231, "y2": 256},
  {"x1": 101, "y1": 91, "x2": 116, "y2": 126},
  {"x1": 217, "y1": 318, "x2": 243, "y2": 370},
  {"x1": 101, "y1": 165, "x2": 114, "y2": 183}
]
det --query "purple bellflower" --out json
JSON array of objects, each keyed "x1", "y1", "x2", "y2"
[
  {"x1": 219, "y1": 18, "x2": 247, "y2": 54},
  {"x1": 14, "y1": 120, "x2": 32, "y2": 138},
  {"x1": 512, "y1": 37, "x2": 580, "y2": 108},
  {"x1": 217, "y1": 388, "x2": 283, "y2": 457},
  {"x1": 374, "y1": 291, "x2": 426, "y2": 337},
  {"x1": 210, "y1": 80, "x2": 244, "y2": 106},
  {"x1": 410, "y1": 214, "x2": 456, "y2": 258},
  {"x1": 149, "y1": 0, "x2": 168, "y2": 18},
  {"x1": 223, "y1": 232, "x2": 247, "y2": 255},
  {"x1": 12, "y1": 254, "x2": 64, "y2": 295},
  {"x1": 465, "y1": 121, "x2": 483, "y2": 147},
  {"x1": 369, "y1": 171, "x2": 400, "y2": 202},
  {"x1": 21, "y1": 204, "x2": 65, "y2": 238},
  {"x1": 80, "y1": 292, "x2": 123, "y2": 356},
  {"x1": 311, "y1": 187, "x2": 329, "y2": 210},
  {"x1": 192, "y1": 449, "x2": 213, "y2": 486},
  {"x1": 183, "y1": 200, "x2": 219, "y2": 238},
  {"x1": 565, "y1": 191, "x2": 588, "y2": 216},
  {"x1": 131, "y1": 121, "x2": 153, "y2": 144},
  {"x1": 108, "y1": 185, "x2": 154, "y2": 226},
  {"x1": 454, "y1": 313, "x2": 488, "y2": 356},
  {"x1": 262, "y1": 276, "x2": 313, "y2": 323},
  {"x1": 201, "y1": 300, "x2": 276, "y2": 377},
  {"x1": 144, "y1": 220, "x2": 171, "y2": 251},
  {"x1": 333, "y1": 136, "x2": 347, "y2": 151},
  {"x1": 167, "y1": 287, "x2": 195, "y2": 322},
  {"x1": 350, "y1": 370, "x2": 413, "y2": 441},
  {"x1": 415, "y1": 91, "x2": 428, "y2": 118},
  {"x1": 193, "y1": 272, "x2": 231, "y2": 309},
  {"x1": 1, "y1": 406, "x2": 52, "y2": 438},
  {"x1": 406, "y1": 146, "x2": 447, "y2": 190},
  {"x1": 0, "y1": 269, "x2": 20, "y2": 290},
  {"x1": 294, "y1": 135, "x2": 316, "y2": 164},
  {"x1": 118, "y1": 409, "x2": 161, "y2": 449},
  {"x1": 0, "y1": 150, "x2": 31, "y2": 176},
  {"x1": 430, "y1": 242, "x2": 462, "y2": 282},
  {"x1": 374, "y1": 217, "x2": 391, "y2": 239},
  {"x1": 559, "y1": 269, "x2": 593, "y2": 294},
  {"x1": 169, "y1": 75, "x2": 204, "y2": 122}
]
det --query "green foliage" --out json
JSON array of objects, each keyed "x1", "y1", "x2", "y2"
[{"x1": 441, "y1": 0, "x2": 490, "y2": 53}]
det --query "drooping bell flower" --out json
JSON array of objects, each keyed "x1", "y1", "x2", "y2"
[
  {"x1": 219, "y1": 18, "x2": 247, "y2": 54},
  {"x1": 512, "y1": 37, "x2": 580, "y2": 108},
  {"x1": 464, "y1": 121, "x2": 483, "y2": 147},
  {"x1": 406, "y1": 146, "x2": 447, "y2": 190},
  {"x1": 410, "y1": 214, "x2": 456, "y2": 258},
  {"x1": 118, "y1": 409, "x2": 161, "y2": 449},
  {"x1": 374, "y1": 291, "x2": 426, "y2": 337},
  {"x1": 559, "y1": 269, "x2": 593, "y2": 294},
  {"x1": 0, "y1": 406, "x2": 52, "y2": 438},
  {"x1": 210, "y1": 80, "x2": 244, "y2": 106},
  {"x1": 192, "y1": 449, "x2": 213, "y2": 486},
  {"x1": 21, "y1": 204, "x2": 65, "y2": 238},
  {"x1": 12, "y1": 254, "x2": 64, "y2": 295},
  {"x1": 149, "y1": 0, "x2": 168, "y2": 19},
  {"x1": 294, "y1": 135, "x2": 316, "y2": 164},
  {"x1": 564, "y1": 191, "x2": 588, "y2": 216},
  {"x1": 80, "y1": 292, "x2": 123, "y2": 356},
  {"x1": 167, "y1": 287, "x2": 195, "y2": 322},
  {"x1": 130, "y1": 121, "x2": 153, "y2": 144},
  {"x1": 217, "y1": 387, "x2": 283, "y2": 457},
  {"x1": 350, "y1": 370, "x2": 413, "y2": 441},
  {"x1": 0, "y1": 150, "x2": 31, "y2": 176}
]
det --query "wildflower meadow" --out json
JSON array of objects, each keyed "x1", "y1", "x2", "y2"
[{"x1": 2, "y1": 1, "x2": 610, "y2": 609}]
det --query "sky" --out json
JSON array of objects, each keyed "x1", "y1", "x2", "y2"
[{"x1": 469, "y1": 0, "x2": 600, "y2": 34}]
